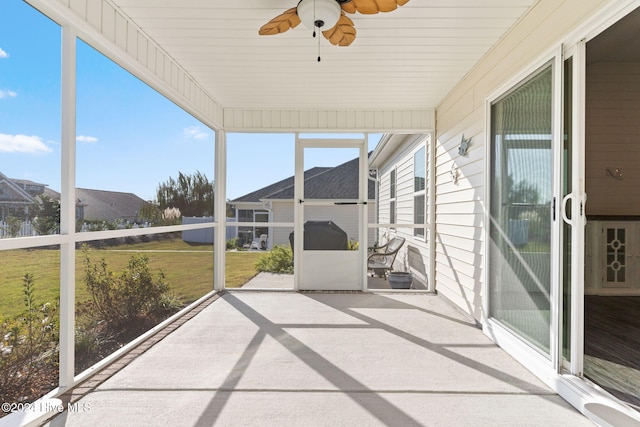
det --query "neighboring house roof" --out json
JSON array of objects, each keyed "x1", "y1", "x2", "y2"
[
  {"x1": 44, "y1": 187, "x2": 62, "y2": 200},
  {"x1": 11, "y1": 178, "x2": 48, "y2": 197},
  {"x1": 1, "y1": 172, "x2": 144, "y2": 223},
  {"x1": 0, "y1": 172, "x2": 36, "y2": 206},
  {"x1": 231, "y1": 167, "x2": 330, "y2": 203},
  {"x1": 76, "y1": 188, "x2": 146, "y2": 222},
  {"x1": 231, "y1": 156, "x2": 375, "y2": 203}
]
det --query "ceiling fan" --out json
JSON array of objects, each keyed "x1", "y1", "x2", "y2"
[{"x1": 259, "y1": 0, "x2": 410, "y2": 47}]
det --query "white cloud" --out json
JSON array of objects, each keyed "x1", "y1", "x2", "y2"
[
  {"x1": 76, "y1": 135, "x2": 98, "y2": 143},
  {"x1": 0, "y1": 90, "x2": 17, "y2": 99},
  {"x1": 0, "y1": 48, "x2": 8, "y2": 59},
  {"x1": 0, "y1": 134, "x2": 53, "y2": 154},
  {"x1": 183, "y1": 126, "x2": 208, "y2": 140}
]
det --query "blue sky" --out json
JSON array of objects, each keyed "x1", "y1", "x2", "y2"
[{"x1": 1, "y1": 1, "x2": 380, "y2": 201}]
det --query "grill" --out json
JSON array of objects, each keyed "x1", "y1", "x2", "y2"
[{"x1": 289, "y1": 220, "x2": 348, "y2": 250}]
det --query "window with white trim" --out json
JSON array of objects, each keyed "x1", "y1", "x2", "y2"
[{"x1": 413, "y1": 146, "x2": 426, "y2": 238}]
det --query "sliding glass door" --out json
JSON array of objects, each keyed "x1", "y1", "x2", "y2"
[{"x1": 489, "y1": 63, "x2": 555, "y2": 357}]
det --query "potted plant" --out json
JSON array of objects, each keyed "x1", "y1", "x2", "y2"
[{"x1": 388, "y1": 271, "x2": 412, "y2": 289}]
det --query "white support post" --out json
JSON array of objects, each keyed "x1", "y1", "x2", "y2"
[
  {"x1": 214, "y1": 130, "x2": 226, "y2": 291},
  {"x1": 360, "y1": 135, "x2": 368, "y2": 290},
  {"x1": 59, "y1": 25, "x2": 77, "y2": 390},
  {"x1": 293, "y1": 134, "x2": 303, "y2": 291}
]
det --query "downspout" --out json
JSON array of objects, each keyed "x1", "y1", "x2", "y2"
[{"x1": 428, "y1": 132, "x2": 436, "y2": 293}]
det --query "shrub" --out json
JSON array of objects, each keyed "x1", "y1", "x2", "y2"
[
  {"x1": 255, "y1": 245, "x2": 293, "y2": 274},
  {"x1": 74, "y1": 317, "x2": 112, "y2": 360},
  {"x1": 3, "y1": 215, "x2": 23, "y2": 238},
  {"x1": 0, "y1": 273, "x2": 58, "y2": 404},
  {"x1": 31, "y1": 194, "x2": 61, "y2": 236},
  {"x1": 226, "y1": 237, "x2": 242, "y2": 250},
  {"x1": 82, "y1": 247, "x2": 181, "y2": 327}
]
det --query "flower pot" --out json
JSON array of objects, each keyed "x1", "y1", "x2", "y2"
[{"x1": 388, "y1": 271, "x2": 412, "y2": 289}]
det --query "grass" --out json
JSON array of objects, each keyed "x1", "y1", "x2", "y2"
[{"x1": 0, "y1": 238, "x2": 262, "y2": 319}]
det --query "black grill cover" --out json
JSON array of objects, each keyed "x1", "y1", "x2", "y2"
[{"x1": 289, "y1": 221, "x2": 348, "y2": 250}]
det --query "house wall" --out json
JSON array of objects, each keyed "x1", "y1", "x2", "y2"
[
  {"x1": 270, "y1": 201, "x2": 295, "y2": 246},
  {"x1": 585, "y1": 62, "x2": 640, "y2": 216},
  {"x1": 270, "y1": 200, "x2": 376, "y2": 248},
  {"x1": 434, "y1": 0, "x2": 614, "y2": 322},
  {"x1": 376, "y1": 135, "x2": 431, "y2": 289}
]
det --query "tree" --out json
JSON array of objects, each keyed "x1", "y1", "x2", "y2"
[
  {"x1": 31, "y1": 194, "x2": 61, "y2": 235},
  {"x1": 155, "y1": 171, "x2": 214, "y2": 217},
  {"x1": 138, "y1": 200, "x2": 162, "y2": 224}
]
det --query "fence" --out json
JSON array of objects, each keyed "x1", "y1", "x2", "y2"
[
  {"x1": 0, "y1": 220, "x2": 153, "y2": 238},
  {"x1": 0, "y1": 220, "x2": 43, "y2": 238}
]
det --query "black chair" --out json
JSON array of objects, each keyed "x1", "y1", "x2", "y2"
[{"x1": 367, "y1": 237, "x2": 405, "y2": 278}]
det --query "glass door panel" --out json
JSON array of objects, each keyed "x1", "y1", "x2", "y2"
[{"x1": 489, "y1": 64, "x2": 554, "y2": 356}]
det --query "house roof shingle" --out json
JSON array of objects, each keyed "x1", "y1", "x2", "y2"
[
  {"x1": 231, "y1": 156, "x2": 374, "y2": 202},
  {"x1": 75, "y1": 188, "x2": 146, "y2": 222}
]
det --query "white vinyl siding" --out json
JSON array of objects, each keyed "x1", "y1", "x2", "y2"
[
  {"x1": 434, "y1": 0, "x2": 608, "y2": 323},
  {"x1": 375, "y1": 135, "x2": 431, "y2": 288},
  {"x1": 270, "y1": 201, "x2": 294, "y2": 247}
]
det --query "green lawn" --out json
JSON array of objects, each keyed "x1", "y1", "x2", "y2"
[{"x1": 0, "y1": 239, "x2": 262, "y2": 319}]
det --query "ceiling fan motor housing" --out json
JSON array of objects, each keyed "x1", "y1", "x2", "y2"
[{"x1": 297, "y1": 0, "x2": 342, "y2": 29}]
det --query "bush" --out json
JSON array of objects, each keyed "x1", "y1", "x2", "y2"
[
  {"x1": 255, "y1": 245, "x2": 293, "y2": 274},
  {"x1": 82, "y1": 247, "x2": 181, "y2": 327},
  {"x1": 226, "y1": 237, "x2": 241, "y2": 250},
  {"x1": 3, "y1": 215, "x2": 23, "y2": 238},
  {"x1": 0, "y1": 274, "x2": 58, "y2": 404}
]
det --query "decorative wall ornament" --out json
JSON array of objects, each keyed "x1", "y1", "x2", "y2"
[
  {"x1": 458, "y1": 134, "x2": 472, "y2": 156},
  {"x1": 605, "y1": 166, "x2": 623, "y2": 180},
  {"x1": 451, "y1": 164, "x2": 460, "y2": 185}
]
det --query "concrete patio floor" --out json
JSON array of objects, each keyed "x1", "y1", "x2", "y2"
[
  {"x1": 44, "y1": 292, "x2": 593, "y2": 426},
  {"x1": 240, "y1": 272, "x2": 420, "y2": 290}
]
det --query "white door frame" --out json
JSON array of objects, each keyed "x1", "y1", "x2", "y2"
[
  {"x1": 561, "y1": 40, "x2": 587, "y2": 378},
  {"x1": 293, "y1": 134, "x2": 369, "y2": 291}
]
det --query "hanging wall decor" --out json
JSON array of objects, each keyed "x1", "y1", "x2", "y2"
[{"x1": 458, "y1": 134, "x2": 472, "y2": 156}]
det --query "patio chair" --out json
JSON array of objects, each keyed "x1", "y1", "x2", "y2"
[
  {"x1": 367, "y1": 237, "x2": 405, "y2": 278},
  {"x1": 249, "y1": 234, "x2": 268, "y2": 250}
]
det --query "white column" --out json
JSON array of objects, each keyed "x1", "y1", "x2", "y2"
[
  {"x1": 214, "y1": 130, "x2": 226, "y2": 290},
  {"x1": 360, "y1": 136, "x2": 368, "y2": 290},
  {"x1": 59, "y1": 25, "x2": 77, "y2": 390},
  {"x1": 293, "y1": 134, "x2": 303, "y2": 291}
]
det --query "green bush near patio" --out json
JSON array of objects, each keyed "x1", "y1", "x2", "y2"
[
  {"x1": 0, "y1": 274, "x2": 58, "y2": 405},
  {"x1": 0, "y1": 238, "x2": 262, "y2": 320},
  {"x1": 0, "y1": 240, "x2": 263, "y2": 409},
  {"x1": 255, "y1": 245, "x2": 294, "y2": 274},
  {"x1": 81, "y1": 248, "x2": 181, "y2": 326}
]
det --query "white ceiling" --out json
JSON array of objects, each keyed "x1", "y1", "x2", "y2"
[{"x1": 110, "y1": 0, "x2": 536, "y2": 112}]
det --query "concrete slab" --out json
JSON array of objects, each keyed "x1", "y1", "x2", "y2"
[
  {"x1": 241, "y1": 272, "x2": 414, "y2": 290},
  {"x1": 241, "y1": 272, "x2": 294, "y2": 289},
  {"x1": 43, "y1": 292, "x2": 594, "y2": 426}
]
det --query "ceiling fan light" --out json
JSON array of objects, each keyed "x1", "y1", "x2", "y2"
[{"x1": 297, "y1": 0, "x2": 341, "y2": 30}]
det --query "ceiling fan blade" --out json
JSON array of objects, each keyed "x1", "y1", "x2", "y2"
[
  {"x1": 258, "y1": 8, "x2": 301, "y2": 35},
  {"x1": 341, "y1": 0, "x2": 409, "y2": 15},
  {"x1": 322, "y1": 14, "x2": 356, "y2": 46}
]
